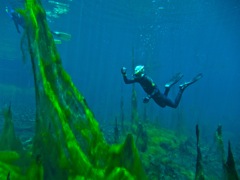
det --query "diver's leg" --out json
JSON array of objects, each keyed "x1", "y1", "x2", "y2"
[
  {"x1": 164, "y1": 87, "x2": 170, "y2": 96},
  {"x1": 153, "y1": 91, "x2": 183, "y2": 108},
  {"x1": 173, "y1": 90, "x2": 184, "y2": 108},
  {"x1": 164, "y1": 90, "x2": 184, "y2": 108},
  {"x1": 165, "y1": 73, "x2": 183, "y2": 89},
  {"x1": 162, "y1": 97, "x2": 177, "y2": 108},
  {"x1": 164, "y1": 72, "x2": 183, "y2": 96},
  {"x1": 153, "y1": 93, "x2": 166, "y2": 108}
]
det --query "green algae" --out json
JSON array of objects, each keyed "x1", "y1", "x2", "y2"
[
  {"x1": 224, "y1": 141, "x2": 239, "y2": 180},
  {"x1": 195, "y1": 125, "x2": 205, "y2": 180},
  {"x1": 0, "y1": 0, "x2": 147, "y2": 179},
  {"x1": 131, "y1": 47, "x2": 139, "y2": 126},
  {"x1": 137, "y1": 123, "x2": 192, "y2": 178},
  {"x1": 0, "y1": 105, "x2": 23, "y2": 152}
]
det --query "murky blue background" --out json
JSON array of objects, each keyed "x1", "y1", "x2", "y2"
[{"x1": 0, "y1": 0, "x2": 240, "y2": 145}]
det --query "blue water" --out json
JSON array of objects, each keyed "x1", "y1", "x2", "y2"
[{"x1": 0, "y1": 0, "x2": 240, "y2": 147}]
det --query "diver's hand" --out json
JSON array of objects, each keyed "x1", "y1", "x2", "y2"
[
  {"x1": 121, "y1": 67, "x2": 127, "y2": 75},
  {"x1": 143, "y1": 96, "x2": 150, "y2": 103}
]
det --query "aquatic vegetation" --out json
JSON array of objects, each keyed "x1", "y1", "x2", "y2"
[
  {"x1": 215, "y1": 124, "x2": 225, "y2": 163},
  {"x1": 137, "y1": 123, "x2": 193, "y2": 179},
  {"x1": 130, "y1": 122, "x2": 239, "y2": 179},
  {"x1": 135, "y1": 122, "x2": 148, "y2": 152},
  {"x1": 114, "y1": 117, "x2": 119, "y2": 143},
  {"x1": 0, "y1": 0, "x2": 147, "y2": 179},
  {"x1": 131, "y1": 48, "x2": 139, "y2": 126},
  {"x1": 120, "y1": 95, "x2": 125, "y2": 133},
  {"x1": 0, "y1": 105, "x2": 23, "y2": 152},
  {"x1": 224, "y1": 141, "x2": 239, "y2": 179},
  {"x1": 131, "y1": 89, "x2": 138, "y2": 125},
  {"x1": 195, "y1": 125, "x2": 205, "y2": 180}
]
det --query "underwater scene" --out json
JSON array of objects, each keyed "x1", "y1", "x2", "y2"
[{"x1": 0, "y1": 0, "x2": 240, "y2": 179}]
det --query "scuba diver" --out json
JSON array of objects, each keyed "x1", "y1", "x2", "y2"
[
  {"x1": 5, "y1": 6, "x2": 71, "y2": 44},
  {"x1": 5, "y1": 6, "x2": 25, "y2": 33},
  {"x1": 121, "y1": 65, "x2": 202, "y2": 108}
]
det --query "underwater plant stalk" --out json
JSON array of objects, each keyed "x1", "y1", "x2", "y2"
[
  {"x1": 120, "y1": 95, "x2": 125, "y2": 133},
  {"x1": 224, "y1": 141, "x2": 239, "y2": 180},
  {"x1": 195, "y1": 124, "x2": 204, "y2": 180},
  {"x1": 131, "y1": 47, "x2": 138, "y2": 126},
  {"x1": 17, "y1": 0, "x2": 147, "y2": 178}
]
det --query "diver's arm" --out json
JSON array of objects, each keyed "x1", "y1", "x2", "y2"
[
  {"x1": 123, "y1": 74, "x2": 136, "y2": 84},
  {"x1": 121, "y1": 67, "x2": 136, "y2": 84}
]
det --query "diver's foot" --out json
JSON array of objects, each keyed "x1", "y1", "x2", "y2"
[
  {"x1": 179, "y1": 73, "x2": 203, "y2": 91},
  {"x1": 179, "y1": 82, "x2": 190, "y2": 91},
  {"x1": 165, "y1": 72, "x2": 184, "y2": 89}
]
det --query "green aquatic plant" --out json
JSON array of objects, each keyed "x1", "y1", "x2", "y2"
[
  {"x1": 139, "y1": 123, "x2": 194, "y2": 179},
  {"x1": 114, "y1": 117, "x2": 120, "y2": 143},
  {"x1": 0, "y1": 0, "x2": 147, "y2": 179},
  {"x1": 120, "y1": 95, "x2": 125, "y2": 133},
  {"x1": 0, "y1": 105, "x2": 23, "y2": 152},
  {"x1": 195, "y1": 125, "x2": 204, "y2": 180},
  {"x1": 131, "y1": 89, "x2": 138, "y2": 126},
  {"x1": 135, "y1": 123, "x2": 148, "y2": 152},
  {"x1": 215, "y1": 124, "x2": 225, "y2": 163},
  {"x1": 131, "y1": 47, "x2": 139, "y2": 126},
  {"x1": 224, "y1": 141, "x2": 239, "y2": 180}
]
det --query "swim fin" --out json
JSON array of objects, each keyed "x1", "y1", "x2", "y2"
[
  {"x1": 52, "y1": 31, "x2": 71, "y2": 41},
  {"x1": 179, "y1": 73, "x2": 203, "y2": 90},
  {"x1": 165, "y1": 72, "x2": 184, "y2": 88},
  {"x1": 54, "y1": 39, "x2": 62, "y2": 44}
]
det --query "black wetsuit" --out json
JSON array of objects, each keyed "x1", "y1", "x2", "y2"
[
  {"x1": 9, "y1": 9, "x2": 56, "y2": 37},
  {"x1": 123, "y1": 74, "x2": 184, "y2": 108},
  {"x1": 11, "y1": 11, "x2": 25, "y2": 33}
]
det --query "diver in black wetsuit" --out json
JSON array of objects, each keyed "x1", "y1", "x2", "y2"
[
  {"x1": 5, "y1": 6, "x2": 71, "y2": 43},
  {"x1": 121, "y1": 65, "x2": 202, "y2": 108},
  {"x1": 6, "y1": 6, "x2": 25, "y2": 33}
]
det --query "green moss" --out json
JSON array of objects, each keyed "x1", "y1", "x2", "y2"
[
  {"x1": 0, "y1": 151, "x2": 20, "y2": 164},
  {"x1": 26, "y1": 156, "x2": 44, "y2": 179},
  {"x1": 181, "y1": 169, "x2": 195, "y2": 179},
  {"x1": 0, "y1": 106, "x2": 23, "y2": 152},
  {"x1": 106, "y1": 134, "x2": 147, "y2": 179},
  {"x1": 136, "y1": 123, "x2": 197, "y2": 179},
  {"x1": 20, "y1": 1, "x2": 146, "y2": 178},
  {"x1": 0, "y1": 162, "x2": 23, "y2": 179}
]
